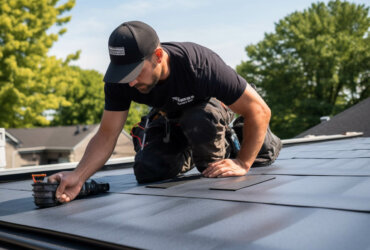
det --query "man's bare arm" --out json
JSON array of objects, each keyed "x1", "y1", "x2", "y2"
[
  {"x1": 230, "y1": 85, "x2": 271, "y2": 169},
  {"x1": 202, "y1": 84, "x2": 271, "y2": 177},
  {"x1": 74, "y1": 110, "x2": 128, "y2": 181},
  {"x1": 48, "y1": 110, "x2": 128, "y2": 202}
]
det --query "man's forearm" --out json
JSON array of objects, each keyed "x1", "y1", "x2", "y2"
[
  {"x1": 205, "y1": 85, "x2": 271, "y2": 178},
  {"x1": 73, "y1": 131, "x2": 119, "y2": 183},
  {"x1": 228, "y1": 85, "x2": 271, "y2": 171},
  {"x1": 237, "y1": 117, "x2": 269, "y2": 170},
  {"x1": 72, "y1": 110, "x2": 128, "y2": 182}
]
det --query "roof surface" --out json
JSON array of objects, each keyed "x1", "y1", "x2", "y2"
[
  {"x1": 6, "y1": 125, "x2": 99, "y2": 149},
  {"x1": 0, "y1": 137, "x2": 370, "y2": 249},
  {"x1": 297, "y1": 97, "x2": 370, "y2": 138}
]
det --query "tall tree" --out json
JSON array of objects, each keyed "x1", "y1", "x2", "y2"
[
  {"x1": 52, "y1": 67, "x2": 105, "y2": 126},
  {"x1": 0, "y1": 0, "x2": 78, "y2": 128},
  {"x1": 237, "y1": 0, "x2": 369, "y2": 138},
  {"x1": 51, "y1": 66, "x2": 149, "y2": 132}
]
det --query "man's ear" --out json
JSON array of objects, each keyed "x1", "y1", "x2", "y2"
[{"x1": 154, "y1": 48, "x2": 163, "y2": 63}]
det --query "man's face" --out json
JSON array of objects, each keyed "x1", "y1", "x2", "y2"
[{"x1": 128, "y1": 57, "x2": 160, "y2": 94}]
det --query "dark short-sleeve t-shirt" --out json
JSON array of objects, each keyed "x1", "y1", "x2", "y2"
[{"x1": 104, "y1": 42, "x2": 247, "y2": 114}]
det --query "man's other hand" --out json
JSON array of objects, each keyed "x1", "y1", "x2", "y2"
[
  {"x1": 202, "y1": 159, "x2": 249, "y2": 178},
  {"x1": 48, "y1": 171, "x2": 84, "y2": 203}
]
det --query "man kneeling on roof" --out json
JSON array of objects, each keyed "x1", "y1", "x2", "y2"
[{"x1": 49, "y1": 21, "x2": 282, "y2": 203}]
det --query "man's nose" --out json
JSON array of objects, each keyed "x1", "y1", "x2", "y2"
[{"x1": 129, "y1": 80, "x2": 138, "y2": 87}]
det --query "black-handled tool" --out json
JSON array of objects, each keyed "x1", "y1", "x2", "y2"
[{"x1": 32, "y1": 174, "x2": 109, "y2": 208}]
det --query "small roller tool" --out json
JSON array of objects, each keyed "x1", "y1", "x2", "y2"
[{"x1": 32, "y1": 174, "x2": 110, "y2": 208}]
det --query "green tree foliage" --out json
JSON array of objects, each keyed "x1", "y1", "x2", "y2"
[
  {"x1": 237, "y1": 0, "x2": 369, "y2": 138},
  {"x1": 124, "y1": 102, "x2": 149, "y2": 133},
  {"x1": 52, "y1": 67, "x2": 105, "y2": 125},
  {"x1": 51, "y1": 64, "x2": 149, "y2": 131},
  {"x1": 51, "y1": 66, "x2": 150, "y2": 132},
  {"x1": 52, "y1": 66, "x2": 104, "y2": 125},
  {"x1": 0, "y1": 0, "x2": 78, "y2": 128}
]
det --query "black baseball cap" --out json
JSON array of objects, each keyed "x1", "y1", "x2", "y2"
[{"x1": 103, "y1": 21, "x2": 160, "y2": 83}]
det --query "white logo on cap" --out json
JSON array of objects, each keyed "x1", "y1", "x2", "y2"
[{"x1": 109, "y1": 46, "x2": 125, "y2": 56}]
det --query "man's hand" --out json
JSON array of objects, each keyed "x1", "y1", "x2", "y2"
[
  {"x1": 202, "y1": 158, "x2": 250, "y2": 178},
  {"x1": 48, "y1": 171, "x2": 84, "y2": 203}
]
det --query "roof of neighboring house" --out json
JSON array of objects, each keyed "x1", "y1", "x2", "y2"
[
  {"x1": 4, "y1": 131, "x2": 20, "y2": 145},
  {"x1": 296, "y1": 97, "x2": 370, "y2": 138},
  {"x1": 6, "y1": 125, "x2": 100, "y2": 150},
  {"x1": 0, "y1": 136, "x2": 369, "y2": 249}
]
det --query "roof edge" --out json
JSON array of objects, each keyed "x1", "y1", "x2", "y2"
[
  {"x1": 0, "y1": 156, "x2": 135, "y2": 181},
  {"x1": 5, "y1": 131, "x2": 20, "y2": 145},
  {"x1": 17, "y1": 147, "x2": 73, "y2": 153},
  {"x1": 282, "y1": 132, "x2": 363, "y2": 146}
]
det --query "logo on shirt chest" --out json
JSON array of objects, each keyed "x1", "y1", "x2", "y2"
[{"x1": 171, "y1": 95, "x2": 195, "y2": 105}]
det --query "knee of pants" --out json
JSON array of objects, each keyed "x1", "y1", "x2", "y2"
[{"x1": 179, "y1": 109, "x2": 218, "y2": 145}]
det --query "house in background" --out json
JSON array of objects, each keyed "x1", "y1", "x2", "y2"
[
  {"x1": 296, "y1": 97, "x2": 370, "y2": 138},
  {"x1": 0, "y1": 128, "x2": 8, "y2": 169},
  {"x1": 1, "y1": 128, "x2": 23, "y2": 169},
  {"x1": 3, "y1": 125, "x2": 135, "y2": 169}
]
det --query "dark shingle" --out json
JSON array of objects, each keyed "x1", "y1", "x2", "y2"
[{"x1": 296, "y1": 98, "x2": 370, "y2": 138}]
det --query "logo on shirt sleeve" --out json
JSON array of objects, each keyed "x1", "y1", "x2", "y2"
[{"x1": 171, "y1": 95, "x2": 195, "y2": 105}]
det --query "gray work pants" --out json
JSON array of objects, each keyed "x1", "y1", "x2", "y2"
[
  {"x1": 132, "y1": 98, "x2": 234, "y2": 183},
  {"x1": 132, "y1": 98, "x2": 282, "y2": 183}
]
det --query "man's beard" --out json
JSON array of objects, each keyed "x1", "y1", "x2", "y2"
[{"x1": 136, "y1": 74, "x2": 160, "y2": 94}]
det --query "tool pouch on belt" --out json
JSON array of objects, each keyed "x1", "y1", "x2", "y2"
[
  {"x1": 130, "y1": 110, "x2": 189, "y2": 183},
  {"x1": 225, "y1": 126, "x2": 241, "y2": 159},
  {"x1": 232, "y1": 116, "x2": 282, "y2": 167}
]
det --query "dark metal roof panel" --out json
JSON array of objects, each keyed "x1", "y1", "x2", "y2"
[
  {"x1": 1, "y1": 192, "x2": 370, "y2": 250},
  {"x1": 0, "y1": 137, "x2": 369, "y2": 249}
]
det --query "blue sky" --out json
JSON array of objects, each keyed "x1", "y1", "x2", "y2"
[{"x1": 49, "y1": 0, "x2": 368, "y2": 74}]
